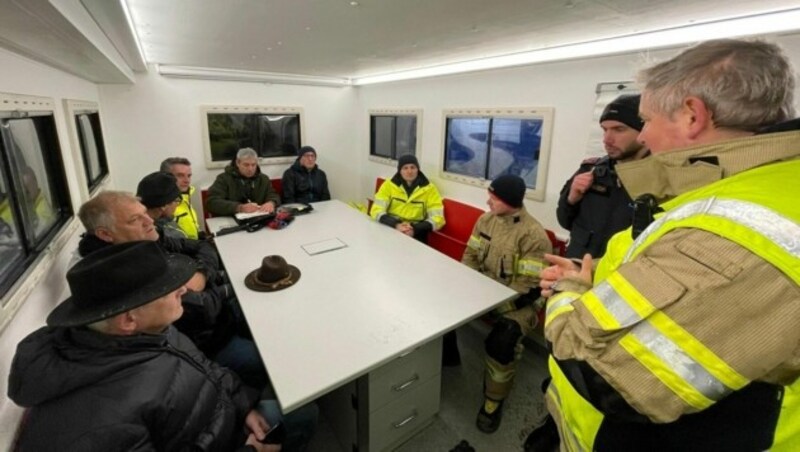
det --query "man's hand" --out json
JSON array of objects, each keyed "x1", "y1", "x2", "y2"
[
  {"x1": 239, "y1": 202, "x2": 260, "y2": 213},
  {"x1": 258, "y1": 202, "x2": 276, "y2": 214},
  {"x1": 567, "y1": 170, "x2": 594, "y2": 205},
  {"x1": 185, "y1": 272, "x2": 207, "y2": 292},
  {"x1": 540, "y1": 253, "x2": 592, "y2": 297},
  {"x1": 243, "y1": 410, "x2": 281, "y2": 450},
  {"x1": 245, "y1": 434, "x2": 281, "y2": 452},
  {"x1": 396, "y1": 222, "x2": 414, "y2": 236}
]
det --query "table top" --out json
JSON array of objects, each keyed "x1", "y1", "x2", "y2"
[{"x1": 208, "y1": 200, "x2": 516, "y2": 412}]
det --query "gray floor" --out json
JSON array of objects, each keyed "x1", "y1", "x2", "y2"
[{"x1": 306, "y1": 321, "x2": 552, "y2": 452}]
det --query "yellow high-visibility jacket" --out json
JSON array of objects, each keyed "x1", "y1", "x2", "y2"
[
  {"x1": 174, "y1": 186, "x2": 201, "y2": 239},
  {"x1": 370, "y1": 174, "x2": 445, "y2": 230},
  {"x1": 544, "y1": 130, "x2": 800, "y2": 451}
]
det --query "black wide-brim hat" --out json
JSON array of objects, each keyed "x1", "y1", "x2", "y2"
[
  {"x1": 47, "y1": 241, "x2": 196, "y2": 327},
  {"x1": 245, "y1": 255, "x2": 301, "y2": 292}
]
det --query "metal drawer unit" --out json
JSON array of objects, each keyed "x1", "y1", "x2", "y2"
[{"x1": 320, "y1": 337, "x2": 442, "y2": 451}]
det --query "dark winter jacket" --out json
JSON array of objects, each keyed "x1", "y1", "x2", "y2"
[
  {"x1": 206, "y1": 162, "x2": 281, "y2": 216},
  {"x1": 281, "y1": 159, "x2": 331, "y2": 204},
  {"x1": 556, "y1": 156, "x2": 635, "y2": 258},
  {"x1": 77, "y1": 233, "x2": 235, "y2": 355},
  {"x1": 8, "y1": 326, "x2": 259, "y2": 451}
]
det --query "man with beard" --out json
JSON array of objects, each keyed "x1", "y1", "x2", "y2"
[{"x1": 556, "y1": 94, "x2": 648, "y2": 259}]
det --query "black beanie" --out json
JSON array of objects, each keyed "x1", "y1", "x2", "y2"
[
  {"x1": 599, "y1": 94, "x2": 643, "y2": 131},
  {"x1": 136, "y1": 172, "x2": 181, "y2": 208},
  {"x1": 489, "y1": 175, "x2": 526, "y2": 208},
  {"x1": 397, "y1": 154, "x2": 419, "y2": 171},
  {"x1": 298, "y1": 145, "x2": 317, "y2": 157}
]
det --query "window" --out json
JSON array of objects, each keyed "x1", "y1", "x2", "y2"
[
  {"x1": 0, "y1": 93, "x2": 73, "y2": 306},
  {"x1": 64, "y1": 100, "x2": 110, "y2": 200},
  {"x1": 202, "y1": 106, "x2": 305, "y2": 169},
  {"x1": 368, "y1": 109, "x2": 421, "y2": 166},
  {"x1": 441, "y1": 107, "x2": 553, "y2": 201}
]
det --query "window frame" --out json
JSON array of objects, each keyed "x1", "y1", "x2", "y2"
[
  {"x1": 0, "y1": 92, "x2": 77, "y2": 334},
  {"x1": 440, "y1": 107, "x2": 553, "y2": 202},
  {"x1": 201, "y1": 105, "x2": 306, "y2": 170},
  {"x1": 63, "y1": 99, "x2": 110, "y2": 200},
  {"x1": 368, "y1": 108, "x2": 422, "y2": 167}
]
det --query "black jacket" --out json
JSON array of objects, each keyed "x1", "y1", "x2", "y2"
[
  {"x1": 281, "y1": 159, "x2": 330, "y2": 204},
  {"x1": 8, "y1": 326, "x2": 259, "y2": 451},
  {"x1": 77, "y1": 233, "x2": 235, "y2": 355},
  {"x1": 556, "y1": 156, "x2": 634, "y2": 258}
]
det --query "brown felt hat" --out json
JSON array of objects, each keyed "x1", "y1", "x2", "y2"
[{"x1": 244, "y1": 255, "x2": 301, "y2": 292}]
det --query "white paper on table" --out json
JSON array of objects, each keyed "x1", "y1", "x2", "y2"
[
  {"x1": 301, "y1": 238, "x2": 348, "y2": 256},
  {"x1": 235, "y1": 211, "x2": 271, "y2": 221}
]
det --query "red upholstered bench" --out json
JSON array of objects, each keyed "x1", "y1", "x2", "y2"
[
  {"x1": 546, "y1": 229, "x2": 567, "y2": 257},
  {"x1": 427, "y1": 198, "x2": 485, "y2": 261},
  {"x1": 367, "y1": 177, "x2": 385, "y2": 214}
]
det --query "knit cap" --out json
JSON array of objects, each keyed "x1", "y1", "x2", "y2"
[
  {"x1": 397, "y1": 154, "x2": 419, "y2": 171},
  {"x1": 599, "y1": 94, "x2": 643, "y2": 131},
  {"x1": 489, "y1": 175, "x2": 526, "y2": 208},
  {"x1": 136, "y1": 172, "x2": 181, "y2": 208},
  {"x1": 298, "y1": 146, "x2": 317, "y2": 157}
]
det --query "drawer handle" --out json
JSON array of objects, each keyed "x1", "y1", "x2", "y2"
[
  {"x1": 392, "y1": 410, "x2": 418, "y2": 429},
  {"x1": 391, "y1": 374, "x2": 419, "y2": 392}
]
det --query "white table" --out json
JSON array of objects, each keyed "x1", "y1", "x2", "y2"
[{"x1": 208, "y1": 200, "x2": 515, "y2": 415}]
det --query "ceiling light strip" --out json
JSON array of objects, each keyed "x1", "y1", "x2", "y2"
[
  {"x1": 156, "y1": 65, "x2": 352, "y2": 87},
  {"x1": 119, "y1": 0, "x2": 148, "y2": 67},
  {"x1": 353, "y1": 8, "x2": 800, "y2": 86}
]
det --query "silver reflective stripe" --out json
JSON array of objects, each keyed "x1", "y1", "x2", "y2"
[
  {"x1": 593, "y1": 282, "x2": 733, "y2": 401},
  {"x1": 467, "y1": 235, "x2": 481, "y2": 250},
  {"x1": 625, "y1": 197, "x2": 800, "y2": 262},
  {"x1": 546, "y1": 294, "x2": 578, "y2": 318},
  {"x1": 593, "y1": 281, "x2": 641, "y2": 327},
  {"x1": 630, "y1": 321, "x2": 732, "y2": 402},
  {"x1": 429, "y1": 208, "x2": 444, "y2": 218},
  {"x1": 518, "y1": 260, "x2": 544, "y2": 275},
  {"x1": 373, "y1": 199, "x2": 388, "y2": 208}
]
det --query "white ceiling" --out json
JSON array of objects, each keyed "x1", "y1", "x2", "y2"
[
  {"x1": 1, "y1": 0, "x2": 800, "y2": 84},
  {"x1": 124, "y1": 0, "x2": 800, "y2": 79}
]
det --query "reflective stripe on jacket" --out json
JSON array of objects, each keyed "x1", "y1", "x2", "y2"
[
  {"x1": 370, "y1": 177, "x2": 445, "y2": 230},
  {"x1": 546, "y1": 157, "x2": 800, "y2": 450},
  {"x1": 462, "y1": 207, "x2": 550, "y2": 312}
]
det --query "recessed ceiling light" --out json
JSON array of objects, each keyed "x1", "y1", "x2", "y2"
[
  {"x1": 305, "y1": 26, "x2": 312, "y2": 31},
  {"x1": 350, "y1": 1, "x2": 359, "y2": 6}
]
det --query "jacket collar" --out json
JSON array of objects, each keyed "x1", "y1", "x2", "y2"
[{"x1": 616, "y1": 126, "x2": 800, "y2": 203}]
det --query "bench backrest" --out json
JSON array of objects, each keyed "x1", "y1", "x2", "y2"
[
  {"x1": 440, "y1": 198, "x2": 484, "y2": 243},
  {"x1": 545, "y1": 229, "x2": 568, "y2": 257}
]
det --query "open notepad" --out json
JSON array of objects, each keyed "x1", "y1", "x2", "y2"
[
  {"x1": 235, "y1": 211, "x2": 272, "y2": 221},
  {"x1": 301, "y1": 238, "x2": 348, "y2": 256}
]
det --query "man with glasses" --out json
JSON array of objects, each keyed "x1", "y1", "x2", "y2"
[
  {"x1": 137, "y1": 171, "x2": 187, "y2": 239},
  {"x1": 281, "y1": 145, "x2": 331, "y2": 204}
]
